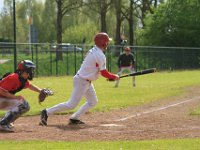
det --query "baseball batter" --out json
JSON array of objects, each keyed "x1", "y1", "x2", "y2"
[
  {"x1": 40, "y1": 32, "x2": 119, "y2": 125},
  {"x1": 0, "y1": 60, "x2": 42, "y2": 132},
  {"x1": 115, "y1": 46, "x2": 135, "y2": 87}
]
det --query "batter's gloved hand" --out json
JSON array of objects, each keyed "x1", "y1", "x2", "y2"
[
  {"x1": 107, "y1": 75, "x2": 119, "y2": 81},
  {"x1": 38, "y1": 88, "x2": 54, "y2": 104}
]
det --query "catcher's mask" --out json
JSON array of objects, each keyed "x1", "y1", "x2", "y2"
[{"x1": 17, "y1": 60, "x2": 36, "y2": 80}]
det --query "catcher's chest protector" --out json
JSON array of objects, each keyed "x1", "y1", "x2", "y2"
[{"x1": 0, "y1": 72, "x2": 27, "y2": 94}]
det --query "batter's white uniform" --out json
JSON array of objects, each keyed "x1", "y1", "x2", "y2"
[{"x1": 46, "y1": 46, "x2": 106, "y2": 120}]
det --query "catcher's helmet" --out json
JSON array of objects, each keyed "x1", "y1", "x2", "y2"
[
  {"x1": 94, "y1": 32, "x2": 111, "y2": 49},
  {"x1": 17, "y1": 60, "x2": 36, "y2": 80}
]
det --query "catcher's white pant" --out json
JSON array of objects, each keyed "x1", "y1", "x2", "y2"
[
  {"x1": 115, "y1": 66, "x2": 135, "y2": 87},
  {"x1": 0, "y1": 97, "x2": 22, "y2": 110},
  {"x1": 46, "y1": 75, "x2": 98, "y2": 120}
]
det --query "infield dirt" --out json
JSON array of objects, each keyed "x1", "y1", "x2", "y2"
[{"x1": 0, "y1": 86, "x2": 200, "y2": 141}]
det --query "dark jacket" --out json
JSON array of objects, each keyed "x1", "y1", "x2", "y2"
[{"x1": 117, "y1": 53, "x2": 135, "y2": 68}]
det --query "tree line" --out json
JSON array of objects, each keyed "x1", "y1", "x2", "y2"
[{"x1": 0, "y1": 0, "x2": 199, "y2": 47}]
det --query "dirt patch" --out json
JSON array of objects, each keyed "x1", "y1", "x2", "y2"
[{"x1": 1, "y1": 86, "x2": 200, "y2": 141}]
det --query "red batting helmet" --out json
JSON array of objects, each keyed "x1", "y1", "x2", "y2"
[{"x1": 94, "y1": 32, "x2": 111, "y2": 49}]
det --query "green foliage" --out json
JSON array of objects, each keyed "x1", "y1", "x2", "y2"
[
  {"x1": 0, "y1": 0, "x2": 140, "y2": 44},
  {"x1": 0, "y1": 0, "x2": 168, "y2": 45},
  {"x1": 135, "y1": 0, "x2": 200, "y2": 70},
  {"x1": 62, "y1": 23, "x2": 98, "y2": 44},
  {"x1": 16, "y1": 2, "x2": 29, "y2": 42},
  {"x1": 137, "y1": 0, "x2": 200, "y2": 47},
  {"x1": 0, "y1": 1, "x2": 13, "y2": 41},
  {"x1": 0, "y1": 0, "x2": 45, "y2": 43},
  {"x1": 40, "y1": 0, "x2": 56, "y2": 43}
]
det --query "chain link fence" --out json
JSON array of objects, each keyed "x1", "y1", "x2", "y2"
[{"x1": 0, "y1": 42, "x2": 200, "y2": 77}]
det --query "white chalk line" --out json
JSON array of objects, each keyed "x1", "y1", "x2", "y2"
[
  {"x1": 100, "y1": 124, "x2": 124, "y2": 127},
  {"x1": 91, "y1": 126, "x2": 200, "y2": 134},
  {"x1": 115, "y1": 96, "x2": 200, "y2": 122}
]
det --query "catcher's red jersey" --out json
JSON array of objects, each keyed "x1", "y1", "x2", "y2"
[{"x1": 0, "y1": 73, "x2": 30, "y2": 93}]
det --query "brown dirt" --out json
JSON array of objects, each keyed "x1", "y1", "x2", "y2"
[{"x1": 1, "y1": 86, "x2": 200, "y2": 141}]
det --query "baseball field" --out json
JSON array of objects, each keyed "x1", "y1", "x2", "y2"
[{"x1": 1, "y1": 70, "x2": 200, "y2": 149}]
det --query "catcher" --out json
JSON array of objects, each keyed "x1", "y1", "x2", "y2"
[{"x1": 0, "y1": 60, "x2": 53, "y2": 132}]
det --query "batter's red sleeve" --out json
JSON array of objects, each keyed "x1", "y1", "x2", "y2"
[{"x1": 100, "y1": 70, "x2": 117, "y2": 80}]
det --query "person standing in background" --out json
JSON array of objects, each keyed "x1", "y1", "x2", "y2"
[{"x1": 115, "y1": 46, "x2": 135, "y2": 87}]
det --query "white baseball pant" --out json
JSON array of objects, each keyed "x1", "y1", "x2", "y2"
[{"x1": 46, "y1": 75, "x2": 98, "y2": 120}]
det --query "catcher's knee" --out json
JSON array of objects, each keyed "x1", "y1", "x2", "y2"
[
  {"x1": 0, "y1": 101, "x2": 30, "y2": 124},
  {"x1": 18, "y1": 100, "x2": 30, "y2": 114}
]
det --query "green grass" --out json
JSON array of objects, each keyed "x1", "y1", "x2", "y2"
[
  {"x1": 29, "y1": 70, "x2": 200, "y2": 114},
  {"x1": 191, "y1": 107, "x2": 200, "y2": 115},
  {"x1": 0, "y1": 139, "x2": 200, "y2": 150},
  {"x1": 1, "y1": 70, "x2": 200, "y2": 149},
  {"x1": 1, "y1": 70, "x2": 200, "y2": 116}
]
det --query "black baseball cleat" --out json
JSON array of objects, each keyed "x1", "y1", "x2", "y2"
[
  {"x1": 69, "y1": 119, "x2": 85, "y2": 125},
  {"x1": 39, "y1": 109, "x2": 48, "y2": 126}
]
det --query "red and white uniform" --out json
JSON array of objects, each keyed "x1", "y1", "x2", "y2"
[
  {"x1": 77, "y1": 46, "x2": 106, "y2": 80},
  {"x1": 0, "y1": 73, "x2": 30, "y2": 110},
  {"x1": 46, "y1": 46, "x2": 114, "y2": 120}
]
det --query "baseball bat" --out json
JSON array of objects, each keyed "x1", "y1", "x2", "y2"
[
  {"x1": 108, "y1": 68, "x2": 156, "y2": 81},
  {"x1": 120, "y1": 68, "x2": 156, "y2": 78}
]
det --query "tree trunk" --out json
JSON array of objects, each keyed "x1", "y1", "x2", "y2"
[
  {"x1": 129, "y1": 0, "x2": 134, "y2": 45},
  {"x1": 56, "y1": 0, "x2": 63, "y2": 60},
  {"x1": 100, "y1": 10, "x2": 107, "y2": 33},
  {"x1": 115, "y1": 0, "x2": 122, "y2": 45}
]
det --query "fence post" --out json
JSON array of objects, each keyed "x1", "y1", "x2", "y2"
[
  {"x1": 13, "y1": 0, "x2": 17, "y2": 71},
  {"x1": 135, "y1": 46, "x2": 137, "y2": 72},
  {"x1": 31, "y1": 43, "x2": 34, "y2": 62},
  {"x1": 49, "y1": 44, "x2": 53, "y2": 76},
  {"x1": 66, "y1": 49, "x2": 69, "y2": 75},
  {"x1": 56, "y1": 47, "x2": 58, "y2": 76},
  {"x1": 35, "y1": 44, "x2": 38, "y2": 77}
]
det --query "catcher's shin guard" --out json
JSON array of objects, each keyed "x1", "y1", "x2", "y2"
[
  {"x1": 0, "y1": 100, "x2": 30, "y2": 126},
  {"x1": 0, "y1": 123, "x2": 14, "y2": 132},
  {"x1": 0, "y1": 111, "x2": 15, "y2": 126}
]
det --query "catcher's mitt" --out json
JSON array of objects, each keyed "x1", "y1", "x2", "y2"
[{"x1": 38, "y1": 88, "x2": 54, "y2": 104}]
